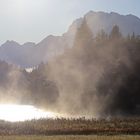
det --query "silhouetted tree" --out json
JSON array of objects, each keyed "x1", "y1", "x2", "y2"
[
  {"x1": 74, "y1": 18, "x2": 93, "y2": 48},
  {"x1": 109, "y1": 25, "x2": 122, "y2": 40},
  {"x1": 131, "y1": 32, "x2": 136, "y2": 41},
  {"x1": 127, "y1": 34, "x2": 131, "y2": 41},
  {"x1": 95, "y1": 29, "x2": 108, "y2": 43}
]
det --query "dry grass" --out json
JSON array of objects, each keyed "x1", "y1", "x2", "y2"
[
  {"x1": 0, "y1": 135, "x2": 139, "y2": 140},
  {"x1": 0, "y1": 118, "x2": 139, "y2": 135}
]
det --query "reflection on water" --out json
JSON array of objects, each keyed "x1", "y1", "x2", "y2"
[{"x1": 0, "y1": 104, "x2": 58, "y2": 122}]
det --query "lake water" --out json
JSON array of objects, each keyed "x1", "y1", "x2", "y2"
[{"x1": 0, "y1": 104, "x2": 58, "y2": 122}]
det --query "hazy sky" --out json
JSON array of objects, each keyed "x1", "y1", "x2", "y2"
[{"x1": 0, "y1": 0, "x2": 140, "y2": 45}]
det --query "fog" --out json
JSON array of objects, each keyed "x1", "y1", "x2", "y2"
[
  {"x1": 45, "y1": 19, "x2": 140, "y2": 117},
  {"x1": 0, "y1": 18, "x2": 139, "y2": 118}
]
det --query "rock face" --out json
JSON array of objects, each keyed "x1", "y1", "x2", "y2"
[
  {"x1": 0, "y1": 11, "x2": 140, "y2": 68},
  {"x1": 84, "y1": 11, "x2": 140, "y2": 36}
]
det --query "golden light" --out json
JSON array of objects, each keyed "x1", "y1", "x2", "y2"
[{"x1": 0, "y1": 104, "x2": 57, "y2": 122}]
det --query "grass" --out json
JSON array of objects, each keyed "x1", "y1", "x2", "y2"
[
  {"x1": 0, "y1": 117, "x2": 139, "y2": 135},
  {"x1": 0, "y1": 135, "x2": 139, "y2": 140}
]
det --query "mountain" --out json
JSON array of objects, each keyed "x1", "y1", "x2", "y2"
[
  {"x1": 0, "y1": 36, "x2": 71, "y2": 68},
  {"x1": 0, "y1": 35, "x2": 73, "y2": 68},
  {"x1": 0, "y1": 11, "x2": 140, "y2": 68},
  {"x1": 84, "y1": 11, "x2": 140, "y2": 36}
]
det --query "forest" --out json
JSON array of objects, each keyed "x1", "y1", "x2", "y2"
[{"x1": 0, "y1": 19, "x2": 140, "y2": 117}]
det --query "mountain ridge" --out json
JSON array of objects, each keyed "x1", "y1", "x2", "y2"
[{"x1": 0, "y1": 11, "x2": 140, "y2": 68}]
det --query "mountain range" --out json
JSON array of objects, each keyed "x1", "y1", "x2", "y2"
[{"x1": 1, "y1": 11, "x2": 140, "y2": 68}]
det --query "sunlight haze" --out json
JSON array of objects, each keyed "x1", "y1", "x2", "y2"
[
  {"x1": 0, "y1": 0, "x2": 140, "y2": 45},
  {"x1": 0, "y1": 104, "x2": 58, "y2": 122}
]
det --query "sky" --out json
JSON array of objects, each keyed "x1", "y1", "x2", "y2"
[{"x1": 0, "y1": 0, "x2": 140, "y2": 45}]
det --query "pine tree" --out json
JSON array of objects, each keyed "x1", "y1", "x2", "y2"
[
  {"x1": 127, "y1": 34, "x2": 131, "y2": 41},
  {"x1": 73, "y1": 18, "x2": 93, "y2": 48},
  {"x1": 109, "y1": 25, "x2": 122, "y2": 40},
  {"x1": 131, "y1": 32, "x2": 136, "y2": 41},
  {"x1": 96, "y1": 29, "x2": 108, "y2": 43}
]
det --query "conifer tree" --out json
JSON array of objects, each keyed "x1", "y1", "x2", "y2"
[
  {"x1": 109, "y1": 25, "x2": 122, "y2": 39},
  {"x1": 74, "y1": 18, "x2": 93, "y2": 48}
]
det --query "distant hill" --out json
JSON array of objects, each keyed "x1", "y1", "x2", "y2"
[{"x1": 0, "y1": 11, "x2": 140, "y2": 68}]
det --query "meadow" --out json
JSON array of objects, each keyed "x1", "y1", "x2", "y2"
[
  {"x1": 0, "y1": 135, "x2": 140, "y2": 140},
  {"x1": 0, "y1": 117, "x2": 139, "y2": 135}
]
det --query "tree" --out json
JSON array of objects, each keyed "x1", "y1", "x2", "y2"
[
  {"x1": 96, "y1": 29, "x2": 108, "y2": 43},
  {"x1": 109, "y1": 25, "x2": 122, "y2": 40},
  {"x1": 73, "y1": 18, "x2": 93, "y2": 48},
  {"x1": 131, "y1": 32, "x2": 136, "y2": 40},
  {"x1": 130, "y1": 32, "x2": 138, "y2": 43},
  {"x1": 127, "y1": 34, "x2": 131, "y2": 41}
]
